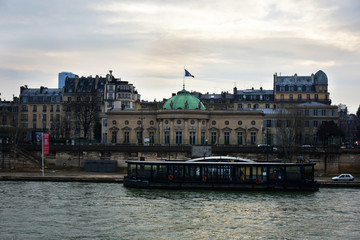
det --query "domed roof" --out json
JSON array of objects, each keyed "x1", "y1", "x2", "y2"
[
  {"x1": 163, "y1": 89, "x2": 206, "y2": 110},
  {"x1": 314, "y1": 70, "x2": 328, "y2": 85}
]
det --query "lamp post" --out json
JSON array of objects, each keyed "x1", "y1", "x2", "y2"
[{"x1": 78, "y1": 137, "x2": 81, "y2": 171}]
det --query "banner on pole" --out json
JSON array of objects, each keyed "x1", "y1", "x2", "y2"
[{"x1": 43, "y1": 133, "x2": 50, "y2": 155}]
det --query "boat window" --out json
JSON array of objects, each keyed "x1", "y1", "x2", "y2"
[
  {"x1": 137, "y1": 164, "x2": 151, "y2": 179},
  {"x1": 152, "y1": 164, "x2": 167, "y2": 180},
  {"x1": 303, "y1": 166, "x2": 313, "y2": 181},
  {"x1": 234, "y1": 166, "x2": 246, "y2": 182},
  {"x1": 251, "y1": 166, "x2": 267, "y2": 183},
  {"x1": 218, "y1": 166, "x2": 232, "y2": 182},
  {"x1": 128, "y1": 164, "x2": 137, "y2": 178},
  {"x1": 269, "y1": 167, "x2": 284, "y2": 180},
  {"x1": 168, "y1": 165, "x2": 184, "y2": 178},
  {"x1": 201, "y1": 166, "x2": 217, "y2": 182},
  {"x1": 286, "y1": 167, "x2": 301, "y2": 181},
  {"x1": 185, "y1": 165, "x2": 200, "y2": 180}
]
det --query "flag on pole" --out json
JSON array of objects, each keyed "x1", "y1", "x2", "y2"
[{"x1": 185, "y1": 69, "x2": 194, "y2": 78}]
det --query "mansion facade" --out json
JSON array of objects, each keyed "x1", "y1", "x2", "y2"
[{"x1": 5, "y1": 70, "x2": 339, "y2": 146}]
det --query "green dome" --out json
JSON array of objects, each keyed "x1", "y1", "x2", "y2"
[{"x1": 163, "y1": 89, "x2": 206, "y2": 110}]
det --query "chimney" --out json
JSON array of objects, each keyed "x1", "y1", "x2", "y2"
[{"x1": 40, "y1": 86, "x2": 44, "y2": 93}]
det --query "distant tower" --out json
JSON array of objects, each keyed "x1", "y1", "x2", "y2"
[{"x1": 58, "y1": 72, "x2": 76, "y2": 88}]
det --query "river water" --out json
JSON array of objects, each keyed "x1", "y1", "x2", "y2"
[{"x1": 1, "y1": 182, "x2": 359, "y2": 240}]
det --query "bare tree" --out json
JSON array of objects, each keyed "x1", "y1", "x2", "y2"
[
  {"x1": 276, "y1": 109, "x2": 305, "y2": 161},
  {"x1": 65, "y1": 89, "x2": 101, "y2": 139}
]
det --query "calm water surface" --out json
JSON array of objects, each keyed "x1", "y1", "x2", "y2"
[{"x1": 1, "y1": 182, "x2": 359, "y2": 240}]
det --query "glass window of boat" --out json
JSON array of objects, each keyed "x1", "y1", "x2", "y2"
[
  {"x1": 303, "y1": 166, "x2": 314, "y2": 181},
  {"x1": 185, "y1": 165, "x2": 200, "y2": 180},
  {"x1": 151, "y1": 164, "x2": 167, "y2": 179},
  {"x1": 128, "y1": 163, "x2": 137, "y2": 178},
  {"x1": 201, "y1": 165, "x2": 217, "y2": 182},
  {"x1": 218, "y1": 165, "x2": 232, "y2": 182},
  {"x1": 137, "y1": 164, "x2": 151, "y2": 179},
  {"x1": 168, "y1": 164, "x2": 184, "y2": 178},
  {"x1": 269, "y1": 167, "x2": 284, "y2": 180},
  {"x1": 234, "y1": 166, "x2": 246, "y2": 182},
  {"x1": 286, "y1": 166, "x2": 301, "y2": 181},
  {"x1": 252, "y1": 166, "x2": 267, "y2": 183}
]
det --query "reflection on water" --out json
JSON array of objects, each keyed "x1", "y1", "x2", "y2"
[{"x1": 1, "y1": 182, "x2": 359, "y2": 239}]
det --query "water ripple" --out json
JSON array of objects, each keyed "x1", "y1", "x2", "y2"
[{"x1": 1, "y1": 182, "x2": 359, "y2": 239}]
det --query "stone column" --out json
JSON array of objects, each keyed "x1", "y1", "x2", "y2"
[
  {"x1": 184, "y1": 119, "x2": 188, "y2": 144},
  {"x1": 170, "y1": 119, "x2": 174, "y2": 144},
  {"x1": 197, "y1": 119, "x2": 202, "y2": 144}
]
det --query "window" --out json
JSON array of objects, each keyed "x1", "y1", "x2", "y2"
[
  {"x1": 307, "y1": 94, "x2": 310, "y2": 100},
  {"x1": 305, "y1": 121, "x2": 309, "y2": 128},
  {"x1": 176, "y1": 132, "x2": 182, "y2": 144},
  {"x1": 265, "y1": 104, "x2": 270, "y2": 109},
  {"x1": 313, "y1": 120, "x2": 318, "y2": 128},
  {"x1": 289, "y1": 94, "x2": 293, "y2": 101},
  {"x1": 124, "y1": 132, "x2": 129, "y2": 144},
  {"x1": 33, "y1": 105, "x2": 37, "y2": 112},
  {"x1": 211, "y1": 132, "x2": 217, "y2": 144},
  {"x1": 137, "y1": 132, "x2": 143, "y2": 144},
  {"x1": 149, "y1": 132, "x2": 155, "y2": 144},
  {"x1": 266, "y1": 120, "x2": 272, "y2": 128},
  {"x1": 42, "y1": 114, "x2": 46, "y2": 121},
  {"x1": 298, "y1": 94, "x2": 302, "y2": 101},
  {"x1": 165, "y1": 132, "x2": 170, "y2": 144},
  {"x1": 238, "y1": 104, "x2": 243, "y2": 109},
  {"x1": 189, "y1": 132, "x2": 196, "y2": 145},
  {"x1": 103, "y1": 119, "x2": 108, "y2": 127},
  {"x1": 251, "y1": 132, "x2": 256, "y2": 145},
  {"x1": 33, "y1": 114, "x2": 37, "y2": 121},
  {"x1": 247, "y1": 104, "x2": 251, "y2": 108},
  {"x1": 225, "y1": 121, "x2": 229, "y2": 125},
  {"x1": 201, "y1": 132, "x2": 205, "y2": 145},
  {"x1": 237, "y1": 132, "x2": 243, "y2": 145},
  {"x1": 21, "y1": 105, "x2": 28, "y2": 112},
  {"x1": 322, "y1": 110, "x2": 327, "y2": 116},
  {"x1": 315, "y1": 94, "x2": 318, "y2": 100},
  {"x1": 313, "y1": 110, "x2": 318, "y2": 116},
  {"x1": 305, "y1": 110, "x2": 309, "y2": 116},
  {"x1": 112, "y1": 131, "x2": 117, "y2": 143},
  {"x1": 50, "y1": 105, "x2": 54, "y2": 112},
  {"x1": 224, "y1": 132, "x2": 230, "y2": 145},
  {"x1": 67, "y1": 97, "x2": 71, "y2": 103}
]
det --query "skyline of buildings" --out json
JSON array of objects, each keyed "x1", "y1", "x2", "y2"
[{"x1": 1, "y1": 69, "x2": 357, "y2": 146}]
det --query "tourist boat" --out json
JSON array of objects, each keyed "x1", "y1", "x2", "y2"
[{"x1": 123, "y1": 156, "x2": 319, "y2": 191}]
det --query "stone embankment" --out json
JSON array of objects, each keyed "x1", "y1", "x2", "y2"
[{"x1": 0, "y1": 170, "x2": 124, "y2": 183}]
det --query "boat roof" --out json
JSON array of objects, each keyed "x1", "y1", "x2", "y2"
[
  {"x1": 126, "y1": 160, "x2": 315, "y2": 166},
  {"x1": 186, "y1": 156, "x2": 255, "y2": 163}
]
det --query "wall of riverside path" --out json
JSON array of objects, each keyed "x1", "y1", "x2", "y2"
[{"x1": 12, "y1": 145, "x2": 358, "y2": 176}]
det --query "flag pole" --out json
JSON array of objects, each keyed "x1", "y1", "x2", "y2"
[
  {"x1": 42, "y1": 132, "x2": 44, "y2": 176},
  {"x1": 183, "y1": 66, "x2": 185, "y2": 90}
]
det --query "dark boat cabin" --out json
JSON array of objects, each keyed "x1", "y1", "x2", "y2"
[{"x1": 124, "y1": 160, "x2": 319, "y2": 191}]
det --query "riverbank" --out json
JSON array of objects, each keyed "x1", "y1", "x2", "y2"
[
  {"x1": 1, "y1": 169, "x2": 360, "y2": 188},
  {"x1": 0, "y1": 170, "x2": 124, "y2": 183}
]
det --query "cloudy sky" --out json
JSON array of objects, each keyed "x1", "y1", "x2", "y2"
[{"x1": 0, "y1": 0, "x2": 359, "y2": 113}]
